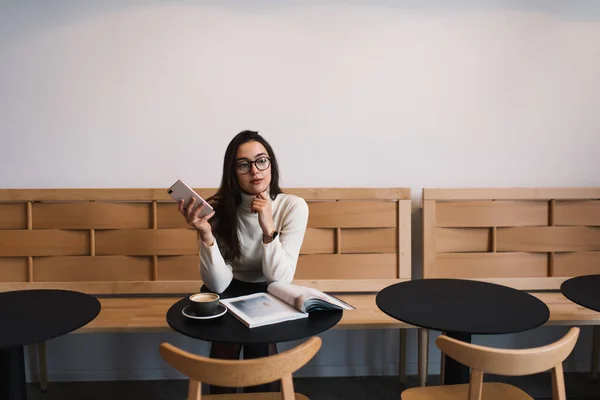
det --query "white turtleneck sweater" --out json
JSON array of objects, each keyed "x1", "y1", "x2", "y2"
[{"x1": 199, "y1": 192, "x2": 309, "y2": 294}]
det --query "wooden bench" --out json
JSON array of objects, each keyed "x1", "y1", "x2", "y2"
[
  {"x1": 0, "y1": 187, "x2": 413, "y2": 388},
  {"x1": 419, "y1": 187, "x2": 600, "y2": 386}
]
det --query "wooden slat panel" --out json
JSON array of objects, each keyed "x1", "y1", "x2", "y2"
[
  {"x1": 423, "y1": 188, "x2": 600, "y2": 201},
  {"x1": 33, "y1": 203, "x2": 151, "y2": 229},
  {"x1": 295, "y1": 254, "x2": 397, "y2": 279},
  {"x1": 157, "y1": 203, "x2": 188, "y2": 228},
  {"x1": 436, "y1": 201, "x2": 548, "y2": 227},
  {"x1": 290, "y1": 188, "x2": 410, "y2": 200},
  {"x1": 0, "y1": 204, "x2": 26, "y2": 229},
  {"x1": 0, "y1": 230, "x2": 89, "y2": 256},
  {"x1": 308, "y1": 201, "x2": 397, "y2": 228},
  {"x1": 34, "y1": 256, "x2": 151, "y2": 282},
  {"x1": 555, "y1": 201, "x2": 600, "y2": 226},
  {"x1": 436, "y1": 228, "x2": 491, "y2": 253},
  {"x1": 158, "y1": 255, "x2": 199, "y2": 281},
  {"x1": 341, "y1": 228, "x2": 397, "y2": 253},
  {"x1": 95, "y1": 229, "x2": 198, "y2": 256},
  {"x1": 435, "y1": 252, "x2": 548, "y2": 278},
  {"x1": 553, "y1": 252, "x2": 600, "y2": 277},
  {"x1": 0, "y1": 188, "x2": 410, "y2": 202},
  {"x1": 0, "y1": 258, "x2": 27, "y2": 282},
  {"x1": 423, "y1": 199, "x2": 437, "y2": 278},
  {"x1": 398, "y1": 199, "x2": 411, "y2": 279},
  {"x1": 300, "y1": 228, "x2": 335, "y2": 254},
  {"x1": 497, "y1": 227, "x2": 600, "y2": 252}
]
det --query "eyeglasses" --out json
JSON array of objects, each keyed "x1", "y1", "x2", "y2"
[{"x1": 235, "y1": 156, "x2": 271, "y2": 174}]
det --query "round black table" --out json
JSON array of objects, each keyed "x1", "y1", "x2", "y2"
[
  {"x1": 561, "y1": 274, "x2": 600, "y2": 313},
  {"x1": 376, "y1": 279, "x2": 550, "y2": 385},
  {"x1": 167, "y1": 280, "x2": 342, "y2": 345},
  {"x1": 0, "y1": 289, "x2": 101, "y2": 400}
]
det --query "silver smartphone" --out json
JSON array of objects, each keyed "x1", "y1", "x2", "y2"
[{"x1": 167, "y1": 180, "x2": 214, "y2": 219}]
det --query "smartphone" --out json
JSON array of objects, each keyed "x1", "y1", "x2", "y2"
[{"x1": 167, "y1": 180, "x2": 214, "y2": 219}]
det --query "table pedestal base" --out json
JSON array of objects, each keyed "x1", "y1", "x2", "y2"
[
  {"x1": 0, "y1": 346, "x2": 27, "y2": 400},
  {"x1": 444, "y1": 332, "x2": 471, "y2": 385}
]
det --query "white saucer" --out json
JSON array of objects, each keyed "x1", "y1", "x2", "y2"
[{"x1": 182, "y1": 303, "x2": 227, "y2": 320}]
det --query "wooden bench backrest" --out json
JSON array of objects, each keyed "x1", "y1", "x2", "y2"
[
  {"x1": 422, "y1": 188, "x2": 600, "y2": 290},
  {"x1": 0, "y1": 188, "x2": 411, "y2": 295}
]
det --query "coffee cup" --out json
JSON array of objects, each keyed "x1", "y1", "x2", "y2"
[{"x1": 189, "y1": 293, "x2": 220, "y2": 316}]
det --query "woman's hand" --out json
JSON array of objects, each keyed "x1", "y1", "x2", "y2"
[
  {"x1": 179, "y1": 198, "x2": 215, "y2": 246},
  {"x1": 251, "y1": 191, "x2": 275, "y2": 237}
]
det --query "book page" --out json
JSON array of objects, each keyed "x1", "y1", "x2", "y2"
[
  {"x1": 221, "y1": 292, "x2": 307, "y2": 328},
  {"x1": 267, "y1": 282, "x2": 310, "y2": 311},
  {"x1": 267, "y1": 282, "x2": 355, "y2": 312}
]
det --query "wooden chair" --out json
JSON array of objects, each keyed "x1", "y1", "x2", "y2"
[
  {"x1": 159, "y1": 337, "x2": 322, "y2": 399},
  {"x1": 402, "y1": 327, "x2": 579, "y2": 400}
]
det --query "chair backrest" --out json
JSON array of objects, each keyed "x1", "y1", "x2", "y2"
[
  {"x1": 436, "y1": 327, "x2": 580, "y2": 400},
  {"x1": 159, "y1": 336, "x2": 322, "y2": 400}
]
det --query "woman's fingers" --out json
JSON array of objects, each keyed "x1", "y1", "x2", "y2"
[
  {"x1": 192, "y1": 202, "x2": 206, "y2": 219},
  {"x1": 185, "y1": 197, "x2": 197, "y2": 216}
]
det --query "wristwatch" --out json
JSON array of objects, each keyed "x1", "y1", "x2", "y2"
[{"x1": 263, "y1": 230, "x2": 278, "y2": 244}]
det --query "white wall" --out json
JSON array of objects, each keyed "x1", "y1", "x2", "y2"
[{"x1": 2, "y1": 0, "x2": 600, "y2": 381}]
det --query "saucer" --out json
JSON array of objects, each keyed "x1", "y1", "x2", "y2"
[{"x1": 182, "y1": 303, "x2": 227, "y2": 320}]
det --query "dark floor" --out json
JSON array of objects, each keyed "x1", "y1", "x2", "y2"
[{"x1": 26, "y1": 373, "x2": 600, "y2": 399}]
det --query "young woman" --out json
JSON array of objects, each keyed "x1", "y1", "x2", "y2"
[{"x1": 178, "y1": 130, "x2": 309, "y2": 394}]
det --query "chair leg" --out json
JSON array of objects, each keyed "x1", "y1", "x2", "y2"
[
  {"x1": 418, "y1": 328, "x2": 429, "y2": 387},
  {"x1": 37, "y1": 342, "x2": 48, "y2": 392},
  {"x1": 398, "y1": 329, "x2": 406, "y2": 384},
  {"x1": 592, "y1": 325, "x2": 600, "y2": 381}
]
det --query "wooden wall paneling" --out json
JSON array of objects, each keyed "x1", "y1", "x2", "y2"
[
  {"x1": 0, "y1": 258, "x2": 27, "y2": 282},
  {"x1": 422, "y1": 199, "x2": 437, "y2": 278},
  {"x1": 34, "y1": 256, "x2": 152, "y2": 282},
  {"x1": 435, "y1": 201, "x2": 548, "y2": 227},
  {"x1": 341, "y1": 228, "x2": 397, "y2": 254},
  {"x1": 0, "y1": 188, "x2": 410, "y2": 202},
  {"x1": 33, "y1": 202, "x2": 152, "y2": 229},
  {"x1": 299, "y1": 228, "x2": 335, "y2": 254},
  {"x1": 0, "y1": 203, "x2": 26, "y2": 229},
  {"x1": 398, "y1": 199, "x2": 412, "y2": 279},
  {"x1": 157, "y1": 203, "x2": 188, "y2": 229},
  {"x1": 496, "y1": 227, "x2": 600, "y2": 252},
  {"x1": 27, "y1": 201, "x2": 33, "y2": 282},
  {"x1": 0, "y1": 230, "x2": 89, "y2": 257},
  {"x1": 435, "y1": 228, "x2": 491, "y2": 253},
  {"x1": 308, "y1": 201, "x2": 397, "y2": 228},
  {"x1": 95, "y1": 229, "x2": 198, "y2": 256},
  {"x1": 423, "y1": 188, "x2": 600, "y2": 201},
  {"x1": 553, "y1": 252, "x2": 600, "y2": 277},
  {"x1": 435, "y1": 252, "x2": 548, "y2": 279},
  {"x1": 152, "y1": 201, "x2": 158, "y2": 280},
  {"x1": 555, "y1": 200, "x2": 600, "y2": 226},
  {"x1": 158, "y1": 255, "x2": 200, "y2": 281},
  {"x1": 296, "y1": 254, "x2": 397, "y2": 280}
]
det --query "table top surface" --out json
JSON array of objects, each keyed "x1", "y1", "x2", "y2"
[
  {"x1": 166, "y1": 295, "x2": 342, "y2": 344},
  {"x1": 561, "y1": 274, "x2": 600, "y2": 313},
  {"x1": 0, "y1": 289, "x2": 101, "y2": 348},
  {"x1": 376, "y1": 279, "x2": 550, "y2": 335}
]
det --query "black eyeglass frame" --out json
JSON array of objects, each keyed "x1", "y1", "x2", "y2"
[{"x1": 235, "y1": 156, "x2": 272, "y2": 174}]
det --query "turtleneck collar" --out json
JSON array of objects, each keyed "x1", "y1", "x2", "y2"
[{"x1": 239, "y1": 188, "x2": 272, "y2": 213}]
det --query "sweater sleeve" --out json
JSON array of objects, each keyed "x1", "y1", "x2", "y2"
[
  {"x1": 198, "y1": 237, "x2": 233, "y2": 294},
  {"x1": 261, "y1": 196, "x2": 309, "y2": 283}
]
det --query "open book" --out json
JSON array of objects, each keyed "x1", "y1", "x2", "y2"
[{"x1": 220, "y1": 282, "x2": 355, "y2": 328}]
